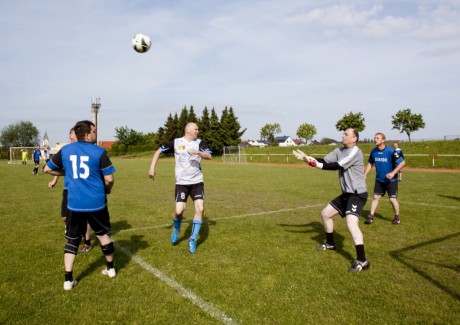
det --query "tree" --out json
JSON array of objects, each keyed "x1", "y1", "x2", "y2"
[
  {"x1": 0, "y1": 121, "x2": 40, "y2": 148},
  {"x1": 335, "y1": 111, "x2": 365, "y2": 132},
  {"x1": 260, "y1": 123, "x2": 281, "y2": 143},
  {"x1": 296, "y1": 123, "x2": 317, "y2": 144},
  {"x1": 391, "y1": 108, "x2": 425, "y2": 142},
  {"x1": 206, "y1": 108, "x2": 223, "y2": 153},
  {"x1": 198, "y1": 106, "x2": 211, "y2": 144}
]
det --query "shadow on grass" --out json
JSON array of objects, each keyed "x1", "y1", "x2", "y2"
[
  {"x1": 389, "y1": 232, "x2": 460, "y2": 300},
  {"x1": 178, "y1": 216, "x2": 216, "y2": 249},
  {"x1": 76, "y1": 220, "x2": 147, "y2": 282},
  {"x1": 437, "y1": 194, "x2": 460, "y2": 201},
  {"x1": 279, "y1": 221, "x2": 354, "y2": 262}
]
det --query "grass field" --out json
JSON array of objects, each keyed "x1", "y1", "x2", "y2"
[{"x1": 1, "y1": 158, "x2": 459, "y2": 324}]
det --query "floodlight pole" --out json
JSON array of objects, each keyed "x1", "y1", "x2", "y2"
[{"x1": 91, "y1": 97, "x2": 101, "y2": 144}]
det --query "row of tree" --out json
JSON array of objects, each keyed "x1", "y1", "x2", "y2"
[
  {"x1": 112, "y1": 106, "x2": 246, "y2": 155},
  {"x1": 0, "y1": 107, "x2": 425, "y2": 159},
  {"x1": 259, "y1": 108, "x2": 426, "y2": 143}
]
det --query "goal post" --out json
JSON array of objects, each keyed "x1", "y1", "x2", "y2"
[
  {"x1": 222, "y1": 146, "x2": 247, "y2": 163},
  {"x1": 8, "y1": 147, "x2": 38, "y2": 164}
]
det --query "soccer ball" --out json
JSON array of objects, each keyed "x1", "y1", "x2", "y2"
[{"x1": 132, "y1": 34, "x2": 151, "y2": 53}]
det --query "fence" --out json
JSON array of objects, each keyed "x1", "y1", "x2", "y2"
[{"x1": 222, "y1": 152, "x2": 460, "y2": 168}]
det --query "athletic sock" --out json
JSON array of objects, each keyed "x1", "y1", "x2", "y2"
[
  {"x1": 106, "y1": 261, "x2": 114, "y2": 269},
  {"x1": 356, "y1": 244, "x2": 366, "y2": 262},
  {"x1": 65, "y1": 271, "x2": 73, "y2": 282},
  {"x1": 173, "y1": 215, "x2": 183, "y2": 231},
  {"x1": 189, "y1": 220, "x2": 203, "y2": 241},
  {"x1": 84, "y1": 239, "x2": 91, "y2": 246},
  {"x1": 326, "y1": 232, "x2": 335, "y2": 246}
]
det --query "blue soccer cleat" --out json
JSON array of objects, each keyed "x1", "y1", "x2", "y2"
[
  {"x1": 170, "y1": 228, "x2": 180, "y2": 244},
  {"x1": 188, "y1": 239, "x2": 197, "y2": 254}
]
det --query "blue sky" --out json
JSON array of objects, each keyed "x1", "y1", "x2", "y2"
[{"x1": 1, "y1": 0, "x2": 459, "y2": 146}]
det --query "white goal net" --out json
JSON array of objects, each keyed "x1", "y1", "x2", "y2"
[
  {"x1": 8, "y1": 147, "x2": 39, "y2": 164},
  {"x1": 222, "y1": 146, "x2": 247, "y2": 163}
]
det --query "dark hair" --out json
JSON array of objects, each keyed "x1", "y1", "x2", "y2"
[
  {"x1": 73, "y1": 120, "x2": 95, "y2": 141},
  {"x1": 351, "y1": 128, "x2": 359, "y2": 142}
]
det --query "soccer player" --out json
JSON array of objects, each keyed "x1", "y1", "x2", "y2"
[
  {"x1": 21, "y1": 149, "x2": 28, "y2": 165},
  {"x1": 364, "y1": 133, "x2": 405, "y2": 225},
  {"x1": 45, "y1": 120, "x2": 116, "y2": 290},
  {"x1": 48, "y1": 128, "x2": 93, "y2": 253},
  {"x1": 148, "y1": 122, "x2": 212, "y2": 254},
  {"x1": 393, "y1": 142, "x2": 404, "y2": 181},
  {"x1": 41, "y1": 145, "x2": 50, "y2": 172},
  {"x1": 293, "y1": 128, "x2": 370, "y2": 273},
  {"x1": 32, "y1": 145, "x2": 41, "y2": 175}
]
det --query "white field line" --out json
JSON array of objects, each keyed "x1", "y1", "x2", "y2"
[
  {"x1": 118, "y1": 204, "x2": 324, "y2": 234},
  {"x1": 115, "y1": 243, "x2": 240, "y2": 325}
]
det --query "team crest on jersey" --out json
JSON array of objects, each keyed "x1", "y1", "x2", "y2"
[{"x1": 178, "y1": 145, "x2": 186, "y2": 150}]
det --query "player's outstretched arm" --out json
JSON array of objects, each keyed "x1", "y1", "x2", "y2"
[{"x1": 148, "y1": 148, "x2": 162, "y2": 180}]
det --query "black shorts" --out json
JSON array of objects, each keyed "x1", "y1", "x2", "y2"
[
  {"x1": 329, "y1": 192, "x2": 368, "y2": 218},
  {"x1": 175, "y1": 183, "x2": 205, "y2": 203},
  {"x1": 65, "y1": 206, "x2": 111, "y2": 240},
  {"x1": 61, "y1": 190, "x2": 69, "y2": 218},
  {"x1": 374, "y1": 180, "x2": 398, "y2": 198}
]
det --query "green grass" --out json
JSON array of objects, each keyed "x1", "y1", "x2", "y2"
[{"x1": 1, "y1": 159, "x2": 459, "y2": 324}]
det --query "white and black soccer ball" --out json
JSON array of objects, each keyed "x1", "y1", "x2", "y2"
[{"x1": 132, "y1": 34, "x2": 151, "y2": 53}]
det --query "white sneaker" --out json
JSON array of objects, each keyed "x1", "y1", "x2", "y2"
[
  {"x1": 101, "y1": 268, "x2": 116, "y2": 278},
  {"x1": 63, "y1": 279, "x2": 77, "y2": 291}
]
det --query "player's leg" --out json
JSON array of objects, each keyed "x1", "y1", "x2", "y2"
[
  {"x1": 316, "y1": 198, "x2": 340, "y2": 250},
  {"x1": 171, "y1": 185, "x2": 189, "y2": 244},
  {"x1": 63, "y1": 211, "x2": 86, "y2": 290},
  {"x1": 88, "y1": 208, "x2": 116, "y2": 278},
  {"x1": 346, "y1": 193, "x2": 370, "y2": 272},
  {"x1": 388, "y1": 182, "x2": 400, "y2": 224},
  {"x1": 365, "y1": 181, "x2": 384, "y2": 224},
  {"x1": 188, "y1": 183, "x2": 205, "y2": 254},
  {"x1": 81, "y1": 223, "x2": 92, "y2": 253}
]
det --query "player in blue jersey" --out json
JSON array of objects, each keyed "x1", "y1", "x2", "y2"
[
  {"x1": 393, "y1": 142, "x2": 404, "y2": 181},
  {"x1": 364, "y1": 133, "x2": 405, "y2": 225},
  {"x1": 45, "y1": 120, "x2": 116, "y2": 290},
  {"x1": 294, "y1": 128, "x2": 370, "y2": 273},
  {"x1": 148, "y1": 122, "x2": 212, "y2": 254},
  {"x1": 32, "y1": 145, "x2": 41, "y2": 175},
  {"x1": 48, "y1": 128, "x2": 93, "y2": 253}
]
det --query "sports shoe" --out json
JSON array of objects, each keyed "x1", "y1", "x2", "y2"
[
  {"x1": 80, "y1": 244, "x2": 92, "y2": 253},
  {"x1": 170, "y1": 228, "x2": 179, "y2": 244},
  {"x1": 188, "y1": 239, "x2": 197, "y2": 254},
  {"x1": 316, "y1": 242, "x2": 336, "y2": 251},
  {"x1": 63, "y1": 279, "x2": 77, "y2": 291},
  {"x1": 364, "y1": 216, "x2": 375, "y2": 224},
  {"x1": 392, "y1": 217, "x2": 401, "y2": 225},
  {"x1": 348, "y1": 259, "x2": 370, "y2": 273},
  {"x1": 101, "y1": 268, "x2": 116, "y2": 278}
]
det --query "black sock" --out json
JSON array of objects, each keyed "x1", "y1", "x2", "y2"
[
  {"x1": 356, "y1": 244, "x2": 366, "y2": 262},
  {"x1": 84, "y1": 239, "x2": 91, "y2": 246},
  {"x1": 106, "y1": 261, "x2": 114, "y2": 269},
  {"x1": 326, "y1": 232, "x2": 335, "y2": 246},
  {"x1": 395, "y1": 215, "x2": 399, "y2": 219},
  {"x1": 65, "y1": 271, "x2": 73, "y2": 282}
]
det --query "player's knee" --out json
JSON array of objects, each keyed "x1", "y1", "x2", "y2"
[
  {"x1": 64, "y1": 237, "x2": 82, "y2": 255},
  {"x1": 101, "y1": 242, "x2": 115, "y2": 256}
]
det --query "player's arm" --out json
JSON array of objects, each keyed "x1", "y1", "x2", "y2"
[
  {"x1": 104, "y1": 174, "x2": 114, "y2": 194},
  {"x1": 189, "y1": 141, "x2": 212, "y2": 160},
  {"x1": 148, "y1": 148, "x2": 163, "y2": 179},
  {"x1": 48, "y1": 176, "x2": 60, "y2": 189},
  {"x1": 364, "y1": 162, "x2": 373, "y2": 178},
  {"x1": 44, "y1": 150, "x2": 64, "y2": 176},
  {"x1": 386, "y1": 160, "x2": 406, "y2": 180}
]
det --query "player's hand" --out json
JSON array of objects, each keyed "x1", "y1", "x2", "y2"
[
  {"x1": 148, "y1": 170, "x2": 156, "y2": 180},
  {"x1": 293, "y1": 149, "x2": 311, "y2": 163},
  {"x1": 386, "y1": 172, "x2": 394, "y2": 180},
  {"x1": 48, "y1": 181, "x2": 56, "y2": 189}
]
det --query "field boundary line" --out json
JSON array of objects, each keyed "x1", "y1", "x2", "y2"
[
  {"x1": 118, "y1": 204, "x2": 324, "y2": 233},
  {"x1": 399, "y1": 201, "x2": 460, "y2": 209},
  {"x1": 115, "y1": 243, "x2": 240, "y2": 325}
]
